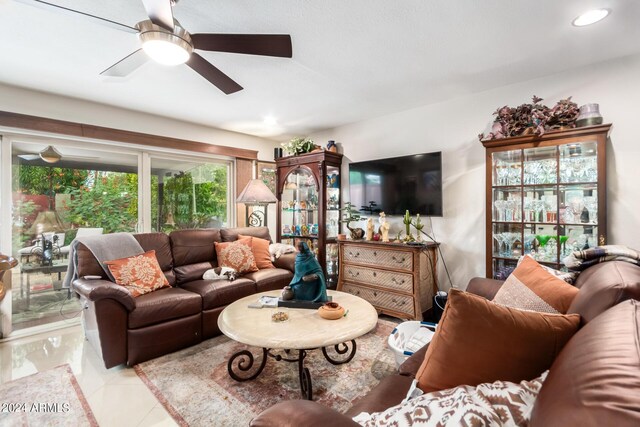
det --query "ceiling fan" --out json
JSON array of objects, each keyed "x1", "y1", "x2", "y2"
[
  {"x1": 18, "y1": 146, "x2": 99, "y2": 163},
  {"x1": 17, "y1": 0, "x2": 293, "y2": 94}
]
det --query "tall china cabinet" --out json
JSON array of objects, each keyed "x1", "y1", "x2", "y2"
[
  {"x1": 481, "y1": 124, "x2": 610, "y2": 279},
  {"x1": 275, "y1": 151, "x2": 343, "y2": 288}
]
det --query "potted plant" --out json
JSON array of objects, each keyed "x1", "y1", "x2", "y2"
[
  {"x1": 281, "y1": 138, "x2": 319, "y2": 156},
  {"x1": 340, "y1": 202, "x2": 364, "y2": 240}
]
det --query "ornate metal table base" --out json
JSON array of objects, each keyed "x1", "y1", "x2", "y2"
[{"x1": 227, "y1": 339, "x2": 357, "y2": 400}]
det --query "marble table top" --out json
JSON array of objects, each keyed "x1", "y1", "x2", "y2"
[{"x1": 218, "y1": 290, "x2": 379, "y2": 349}]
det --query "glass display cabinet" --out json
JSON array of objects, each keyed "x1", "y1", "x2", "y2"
[
  {"x1": 481, "y1": 124, "x2": 610, "y2": 279},
  {"x1": 276, "y1": 150, "x2": 343, "y2": 288}
]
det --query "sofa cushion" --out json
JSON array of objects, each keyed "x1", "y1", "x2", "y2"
[
  {"x1": 531, "y1": 299, "x2": 640, "y2": 427},
  {"x1": 240, "y1": 234, "x2": 275, "y2": 270},
  {"x1": 243, "y1": 268, "x2": 293, "y2": 293},
  {"x1": 215, "y1": 238, "x2": 258, "y2": 274},
  {"x1": 105, "y1": 250, "x2": 170, "y2": 297},
  {"x1": 221, "y1": 226, "x2": 272, "y2": 243},
  {"x1": 415, "y1": 289, "x2": 580, "y2": 393},
  {"x1": 180, "y1": 277, "x2": 257, "y2": 310},
  {"x1": 492, "y1": 255, "x2": 578, "y2": 314},
  {"x1": 128, "y1": 287, "x2": 201, "y2": 329},
  {"x1": 568, "y1": 261, "x2": 640, "y2": 323},
  {"x1": 355, "y1": 371, "x2": 547, "y2": 427},
  {"x1": 134, "y1": 232, "x2": 173, "y2": 271},
  {"x1": 170, "y1": 228, "x2": 220, "y2": 267},
  {"x1": 174, "y1": 261, "x2": 216, "y2": 285}
]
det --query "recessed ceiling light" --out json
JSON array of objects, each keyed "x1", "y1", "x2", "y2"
[
  {"x1": 572, "y1": 9, "x2": 610, "y2": 27},
  {"x1": 263, "y1": 116, "x2": 278, "y2": 126}
]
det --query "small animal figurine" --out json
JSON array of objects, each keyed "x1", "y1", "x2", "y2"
[{"x1": 366, "y1": 218, "x2": 374, "y2": 241}]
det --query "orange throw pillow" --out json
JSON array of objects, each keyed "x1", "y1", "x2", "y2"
[
  {"x1": 105, "y1": 250, "x2": 170, "y2": 297},
  {"x1": 493, "y1": 256, "x2": 579, "y2": 314},
  {"x1": 239, "y1": 234, "x2": 275, "y2": 269},
  {"x1": 415, "y1": 289, "x2": 580, "y2": 393},
  {"x1": 214, "y1": 237, "x2": 258, "y2": 274}
]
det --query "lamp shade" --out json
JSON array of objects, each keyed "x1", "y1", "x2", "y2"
[
  {"x1": 236, "y1": 179, "x2": 277, "y2": 204},
  {"x1": 27, "y1": 210, "x2": 65, "y2": 234}
]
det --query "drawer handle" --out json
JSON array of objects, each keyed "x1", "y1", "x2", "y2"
[
  {"x1": 348, "y1": 271, "x2": 360, "y2": 277},
  {"x1": 373, "y1": 251, "x2": 377, "y2": 256},
  {"x1": 391, "y1": 298, "x2": 406, "y2": 306},
  {"x1": 373, "y1": 291, "x2": 378, "y2": 297},
  {"x1": 349, "y1": 251, "x2": 360, "y2": 258},
  {"x1": 391, "y1": 278, "x2": 406, "y2": 285},
  {"x1": 392, "y1": 256, "x2": 406, "y2": 263},
  {"x1": 373, "y1": 272, "x2": 377, "y2": 277}
]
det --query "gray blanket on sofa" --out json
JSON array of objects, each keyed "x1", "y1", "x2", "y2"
[{"x1": 62, "y1": 233, "x2": 143, "y2": 288}]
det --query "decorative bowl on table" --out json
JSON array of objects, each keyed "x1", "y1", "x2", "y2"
[{"x1": 318, "y1": 302, "x2": 345, "y2": 320}]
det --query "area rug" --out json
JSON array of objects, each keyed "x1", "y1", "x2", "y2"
[
  {"x1": 134, "y1": 319, "x2": 397, "y2": 426},
  {"x1": 0, "y1": 364, "x2": 98, "y2": 427}
]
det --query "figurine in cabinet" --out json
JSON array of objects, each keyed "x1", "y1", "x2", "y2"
[{"x1": 366, "y1": 218, "x2": 374, "y2": 241}]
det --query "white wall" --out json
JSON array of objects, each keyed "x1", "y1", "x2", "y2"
[
  {"x1": 0, "y1": 83, "x2": 279, "y2": 161},
  {"x1": 310, "y1": 53, "x2": 640, "y2": 291}
]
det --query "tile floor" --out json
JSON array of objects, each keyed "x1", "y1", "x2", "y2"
[{"x1": 0, "y1": 324, "x2": 177, "y2": 426}]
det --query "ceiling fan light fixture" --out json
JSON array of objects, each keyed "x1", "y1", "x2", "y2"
[
  {"x1": 142, "y1": 39, "x2": 190, "y2": 65},
  {"x1": 39, "y1": 146, "x2": 62, "y2": 163},
  {"x1": 138, "y1": 20, "x2": 193, "y2": 66}
]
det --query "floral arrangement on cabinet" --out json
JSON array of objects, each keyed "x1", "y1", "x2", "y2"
[
  {"x1": 479, "y1": 96, "x2": 580, "y2": 141},
  {"x1": 281, "y1": 137, "x2": 321, "y2": 156}
]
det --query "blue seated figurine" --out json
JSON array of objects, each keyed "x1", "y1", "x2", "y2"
[{"x1": 289, "y1": 242, "x2": 328, "y2": 302}]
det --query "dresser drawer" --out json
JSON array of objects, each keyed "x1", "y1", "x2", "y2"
[
  {"x1": 342, "y1": 284, "x2": 415, "y2": 318},
  {"x1": 342, "y1": 246, "x2": 413, "y2": 272},
  {"x1": 343, "y1": 265, "x2": 413, "y2": 293}
]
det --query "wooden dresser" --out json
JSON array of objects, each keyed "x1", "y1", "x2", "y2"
[{"x1": 337, "y1": 240, "x2": 438, "y2": 320}]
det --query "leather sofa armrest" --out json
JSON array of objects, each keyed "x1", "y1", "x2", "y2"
[
  {"x1": 250, "y1": 400, "x2": 360, "y2": 427},
  {"x1": 273, "y1": 252, "x2": 296, "y2": 272},
  {"x1": 398, "y1": 342, "x2": 430, "y2": 377},
  {"x1": 465, "y1": 277, "x2": 504, "y2": 300},
  {"x1": 73, "y1": 279, "x2": 136, "y2": 312}
]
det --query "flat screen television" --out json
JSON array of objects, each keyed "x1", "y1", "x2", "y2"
[{"x1": 349, "y1": 152, "x2": 443, "y2": 217}]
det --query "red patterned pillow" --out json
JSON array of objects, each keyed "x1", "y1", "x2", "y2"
[
  {"x1": 105, "y1": 250, "x2": 170, "y2": 297},
  {"x1": 214, "y1": 237, "x2": 258, "y2": 274}
]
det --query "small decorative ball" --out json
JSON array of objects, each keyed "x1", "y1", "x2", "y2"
[{"x1": 373, "y1": 233, "x2": 381, "y2": 241}]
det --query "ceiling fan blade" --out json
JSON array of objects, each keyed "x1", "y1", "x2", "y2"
[
  {"x1": 14, "y1": 0, "x2": 138, "y2": 33},
  {"x1": 191, "y1": 34, "x2": 292, "y2": 58},
  {"x1": 186, "y1": 53, "x2": 243, "y2": 95},
  {"x1": 100, "y1": 49, "x2": 149, "y2": 77},
  {"x1": 17, "y1": 154, "x2": 40, "y2": 161},
  {"x1": 140, "y1": 0, "x2": 174, "y2": 31}
]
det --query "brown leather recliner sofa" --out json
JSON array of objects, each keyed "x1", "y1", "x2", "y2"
[
  {"x1": 72, "y1": 227, "x2": 296, "y2": 369},
  {"x1": 251, "y1": 260, "x2": 640, "y2": 426}
]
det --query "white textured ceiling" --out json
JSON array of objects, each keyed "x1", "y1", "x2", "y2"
[{"x1": 1, "y1": 0, "x2": 639, "y2": 141}]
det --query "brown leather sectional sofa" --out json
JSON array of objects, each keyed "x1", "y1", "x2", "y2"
[
  {"x1": 72, "y1": 227, "x2": 296, "y2": 368},
  {"x1": 251, "y1": 260, "x2": 640, "y2": 426}
]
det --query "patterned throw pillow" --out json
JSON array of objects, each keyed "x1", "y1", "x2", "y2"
[
  {"x1": 214, "y1": 237, "x2": 258, "y2": 274},
  {"x1": 239, "y1": 234, "x2": 275, "y2": 269},
  {"x1": 493, "y1": 255, "x2": 579, "y2": 314},
  {"x1": 518, "y1": 254, "x2": 578, "y2": 284},
  {"x1": 105, "y1": 250, "x2": 170, "y2": 297},
  {"x1": 353, "y1": 371, "x2": 548, "y2": 427}
]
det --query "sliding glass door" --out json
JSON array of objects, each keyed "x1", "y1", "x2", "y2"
[
  {"x1": 9, "y1": 141, "x2": 140, "y2": 332},
  {"x1": 150, "y1": 155, "x2": 231, "y2": 232},
  {"x1": 0, "y1": 137, "x2": 233, "y2": 337}
]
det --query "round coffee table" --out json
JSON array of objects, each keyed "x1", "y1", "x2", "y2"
[{"x1": 218, "y1": 289, "x2": 378, "y2": 400}]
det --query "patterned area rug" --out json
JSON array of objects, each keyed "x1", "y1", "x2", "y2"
[
  {"x1": 135, "y1": 319, "x2": 397, "y2": 426},
  {"x1": 0, "y1": 364, "x2": 98, "y2": 427}
]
